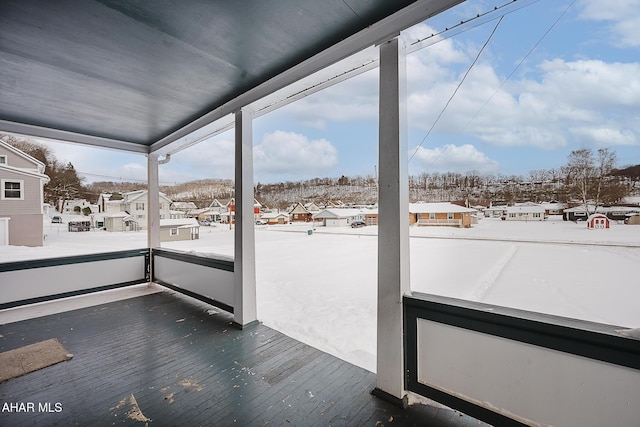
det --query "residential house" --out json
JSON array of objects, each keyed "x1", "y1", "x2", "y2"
[
  {"x1": 0, "y1": 138, "x2": 50, "y2": 246},
  {"x1": 192, "y1": 208, "x2": 213, "y2": 223},
  {"x1": 191, "y1": 199, "x2": 228, "y2": 223},
  {"x1": 160, "y1": 218, "x2": 200, "y2": 241},
  {"x1": 563, "y1": 206, "x2": 590, "y2": 221},
  {"x1": 169, "y1": 210, "x2": 185, "y2": 219},
  {"x1": 62, "y1": 199, "x2": 97, "y2": 215},
  {"x1": 562, "y1": 205, "x2": 639, "y2": 222},
  {"x1": 409, "y1": 203, "x2": 476, "y2": 228},
  {"x1": 314, "y1": 208, "x2": 365, "y2": 227},
  {"x1": 539, "y1": 201, "x2": 566, "y2": 216},
  {"x1": 364, "y1": 208, "x2": 379, "y2": 226},
  {"x1": 104, "y1": 212, "x2": 139, "y2": 232},
  {"x1": 483, "y1": 205, "x2": 508, "y2": 218},
  {"x1": 203, "y1": 198, "x2": 229, "y2": 223},
  {"x1": 171, "y1": 201, "x2": 198, "y2": 217},
  {"x1": 304, "y1": 202, "x2": 321, "y2": 213},
  {"x1": 261, "y1": 211, "x2": 289, "y2": 225},
  {"x1": 101, "y1": 190, "x2": 172, "y2": 231},
  {"x1": 97, "y1": 193, "x2": 112, "y2": 213},
  {"x1": 224, "y1": 197, "x2": 262, "y2": 224},
  {"x1": 288, "y1": 202, "x2": 313, "y2": 222},
  {"x1": 324, "y1": 200, "x2": 346, "y2": 209},
  {"x1": 503, "y1": 204, "x2": 546, "y2": 222},
  {"x1": 602, "y1": 206, "x2": 640, "y2": 222}
]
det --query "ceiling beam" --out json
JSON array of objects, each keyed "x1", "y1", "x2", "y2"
[{"x1": 0, "y1": 120, "x2": 150, "y2": 154}]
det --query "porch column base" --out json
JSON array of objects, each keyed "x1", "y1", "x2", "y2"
[{"x1": 371, "y1": 387, "x2": 408, "y2": 409}]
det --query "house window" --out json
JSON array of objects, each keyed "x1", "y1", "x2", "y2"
[
  {"x1": 447, "y1": 212, "x2": 454, "y2": 220},
  {"x1": 0, "y1": 155, "x2": 7, "y2": 165},
  {"x1": 2, "y1": 179, "x2": 23, "y2": 200},
  {"x1": 137, "y1": 214, "x2": 145, "y2": 219},
  {"x1": 429, "y1": 213, "x2": 435, "y2": 220},
  {"x1": 509, "y1": 213, "x2": 516, "y2": 218},
  {"x1": 170, "y1": 228, "x2": 178, "y2": 236},
  {"x1": 533, "y1": 213, "x2": 541, "y2": 218},
  {"x1": 136, "y1": 202, "x2": 145, "y2": 210}
]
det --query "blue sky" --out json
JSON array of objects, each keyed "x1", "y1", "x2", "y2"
[{"x1": 44, "y1": 0, "x2": 640, "y2": 185}]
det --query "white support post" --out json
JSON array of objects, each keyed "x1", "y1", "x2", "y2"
[
  {"x1": 375, "y1": 37, "x2": 410, "y2": 403},
  {"x1": 233, "y1": 108, "x2": 258, "y2": 327},
  {"x1": 147, "y1": 154, "x2": 161, "y2": 250}
]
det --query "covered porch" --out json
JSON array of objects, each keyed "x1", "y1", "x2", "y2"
[
  {"x1": 1, "y1": 1, "x2": 639, "y2": 426},
  {"x1": 0, "y1": 288, "x2": 483, "y2": 426}
]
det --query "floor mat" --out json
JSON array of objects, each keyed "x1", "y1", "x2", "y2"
[{"x1": 0, "y1": 338, "x2": 72, "y2": 383}]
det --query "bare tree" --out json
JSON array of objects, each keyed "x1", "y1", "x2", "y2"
[
  {"x1": 562, "y1": 148, "x2": 617, "y2": 214},
  {"x1": 593, "y1": 148, "x2": 617, "y2": 206}
]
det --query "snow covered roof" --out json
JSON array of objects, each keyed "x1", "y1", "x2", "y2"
[
  {"x1": 160, "y1": 218, "x2": 199, "y2": 228},
  {"x1": 261, "y1": 212, "x2": 289, "y2": 219},
  {"x1": 622, "y1": 196, "x2": 640, "y2": 206},
  {"x1": 587, "y1": 213, "x2": 608, "y2": 220},
  {"x1": 122, "y1": 189, "x2": 172, "y2": 203},
  {"x1": 563, "y1": 205, "x2": 591, "y2": 213},
  {"x1": 104, "y1": 212, "x2": 134, "y2": 219},
  {"x1": 314, "y1": 208, "x2": 365, "y2": 219},
  {"x1": 289, "y1": 203, "x2": 311, "y2": 214},
  {"x1": 506, "y1": 205, "x2": 546, "y2": 213},
  {"x1": 539, "y1": 202, "x2": 567, "y2": 209},
  {"x1": 172, "y1": 201, "x2": 198, "y2": 210},
  {"x1": 190, "y1": 207, "x2": 210, "y2": 215},
  {"x1": 409, "y1": 203, "x2": 476, "y2": 214}
]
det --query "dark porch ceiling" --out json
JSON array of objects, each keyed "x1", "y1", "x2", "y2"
[{"x1": 0, "y1": 0, "x2": 462, "y2": 152}]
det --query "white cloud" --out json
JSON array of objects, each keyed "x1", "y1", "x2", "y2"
[
  {"x1": 254, "y1": 131, "x2": 338, "y2": 178},
  {"x1": 406, "y1": 53, "x2": 640, "y2": 150},
  {"x1": 167, "y1": 138, "x2": 235, "y2": 181},
  {"x1": 569, "y1": 126, "x2": 637, "y2": 147},
  {"x1": 579, "y1": 0, "x2": 640, "y2": 47},
  {"x1": 410, "y1": 144, "x2": 499, "y2": 173},
  {"x1": 284, "y1": 70, "x2": 379, "y2": 124}
]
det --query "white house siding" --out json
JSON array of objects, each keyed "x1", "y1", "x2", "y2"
[
  {"x1": 324, "y1": 218, "x2": 349, "y2": 227},
  {"x1": 113, "y1": 191, "x2": 173, "y2": 229},
  {"x1": 504, "y1": 207, "x2": 545, "y2": 221}
]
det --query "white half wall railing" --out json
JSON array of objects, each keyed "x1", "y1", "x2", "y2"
[
  {"x1": 152, "y1": 248, "x2": 235, "y2": 314},
  {"x1": 404, "y1": 293, "x2": 640, "y2": 427},
  {"x1": 0, "y1": 249, "x2": 150, "y2": 309}
]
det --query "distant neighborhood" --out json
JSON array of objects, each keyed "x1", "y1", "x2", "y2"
[{"x1": 2, "y1": 138, "x2": 640, "y2": 247}]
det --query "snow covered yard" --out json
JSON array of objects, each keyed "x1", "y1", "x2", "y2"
[{"x1": 1, "y1": 216, "x2": 639, "y2": 373}]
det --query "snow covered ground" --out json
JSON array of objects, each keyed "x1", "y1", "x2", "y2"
[{"x1": 2, "y1": 215, "x2": 639, "y2": 372}]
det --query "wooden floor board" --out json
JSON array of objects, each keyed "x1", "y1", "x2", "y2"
[{"x1": 0, "y1": 291, "x2": 488, "y2": 426}]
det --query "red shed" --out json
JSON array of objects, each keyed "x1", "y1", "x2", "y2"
[{"x1": 587, "y1": 213, "x2": 610, "y2": 229}]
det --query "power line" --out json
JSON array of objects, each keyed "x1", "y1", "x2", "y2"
[
  {"x1": 447, "y1": 0, "x2": 577, "y2": 146},
  {"x1": 407, "y1": 0, "x2": 540, "y2": 53},
  {"x1": 409, "y1": 16, "x2": 504, "y2": 164}
]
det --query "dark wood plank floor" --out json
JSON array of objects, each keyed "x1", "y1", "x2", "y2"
[{"x1": 0, "y1": 291, "x2": 488, "y2": 426}]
